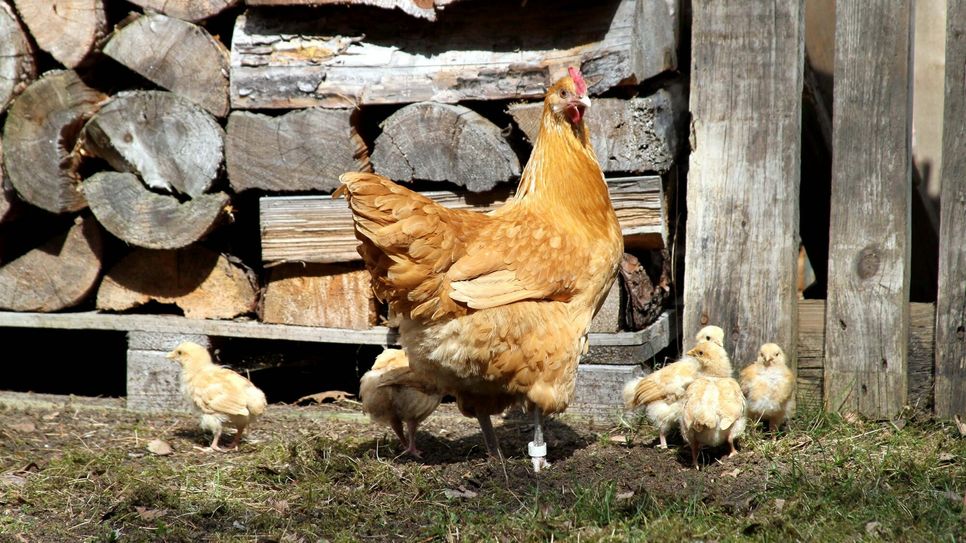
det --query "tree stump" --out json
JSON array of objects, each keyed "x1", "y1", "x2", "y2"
[
  {"x1": 83, "y1": 172, "x2": 229, "y2": 250},
  {"x1": 2, "y1": 70, "x2": 107, "y2": 214},
  {"x1": 261, "y1": 263, "x2": 378, "y2": 329},
  {"x1": 97, "y1": 245, "x2": 257, "y2": 320},
  {"x1": 0, "y1": 215, "x2": 103, "y2": 311},
  {"x1": 371, "y1": 102, "x2": 519, "y2": 192},
  {"x1": 0, "y1": 0, "x2": 35, "y2": 114},
  {"x1": 12, "y1": 0, "x2": 106, "y2": 68},
  {"x1": 226, "y1": 108, "x2": 370, "y2": 193},
  {"x1": 80, "y1": 91, "x2": 224, "y2": 197},
  {"x1": 103, "y1": 14, "x2": 230, "y2": 117},
  {"x1": 125, "y1": 0, "x2": 238, "y2": 22}
]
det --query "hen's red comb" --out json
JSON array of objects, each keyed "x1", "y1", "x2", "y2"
[{"x1": 568, "y1": 66, "x2": 587, "y2": 95}]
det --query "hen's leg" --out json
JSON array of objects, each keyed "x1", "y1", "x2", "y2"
[
  {"x1": 404, "y1": 419, "x2": 422, "y2": 458},
  {"x1": 528, "y1": 407, "x2": 549, "y2": 473},
  {"x1": 476, "y1": 414, "x2": 503, "y2": 459},
  {"x1": 389, "y1": 416, "x2": 408, "y2": 451}
]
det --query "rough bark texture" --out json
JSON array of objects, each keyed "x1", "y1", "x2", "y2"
[
  {"x1": 934, "y1": 0, "x2": 966, "y2": 417},
  {"x1": 80, "y1": 91, "x2": 224, "y2": 197},
  {"x1": 12, "y1": 0, "x2": 106, "y2": 68},
  {"x1": 242, "y1": 0, "x2": 460, "y2": 21},
  {"x1": 509, "y1": 87, "x2": 685, "y2": 174},
  {"x1": 261, "y1": 264, "x2": 378, "y2": 330},
  {"x1": 230, "y1": 0, "x2": 677, "y2": 108},
  {"x1": 824, "y1": 1, "x2": 912, "y2": 419},
  {"x1": 0, "y1": 0, "x2": 35, "y2": 114},
  {"x1": 371, "y1": 102, "x2": 519, "y2": 192},
  {"x1": 103, "y1": 13, "x2": 230, "y2": 117},
  {"x1": 0, "y1": 215, "x2": 103, "y2": 311},
  {"x1": 620, "y1": 251, "x2": 671, "y2": 331},
  {"x1": 97, "y1": 245, "x2": 258, "y2": 320},
  {"x1": 126, "y1": 0, "x2": 237, "y2": 22},
  {"x1": 226, "y1": 109, "x2": 370, "y2": 193},
  {"x1": 683, "y1": 1, "x2": 803, "y2": 377},
  {"x1": 83, "y1": 172, "x2": 229, "y2": 250},
  {"x1": 3, "y1": 71, "x2": 106, "y2": 214}
]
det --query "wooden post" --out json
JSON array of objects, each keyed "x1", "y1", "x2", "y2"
[
  {"x1": 935, "y1": 1, "x2": 966, "y2": 417},
  {"x1": 683, "y1": 1, "x2": 803, "y2": 371},
  {"x1": 824, "y1": 2, "x2": 913, "y2": 418}
]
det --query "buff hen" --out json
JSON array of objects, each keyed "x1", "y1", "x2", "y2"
[
  {"x1": 739, "y1": 343, "x2": 794, "y2": 433},
  {"x1": 680, "y1": 340, "x2": 746, "y2": 469}
]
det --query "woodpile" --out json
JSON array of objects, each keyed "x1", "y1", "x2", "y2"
[{"x1": 0, "y1": 0, "x2": 684, "y2": 359}]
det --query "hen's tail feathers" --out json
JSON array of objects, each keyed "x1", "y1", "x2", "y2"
[{"x1": 623, "y1": 376, "x2": 665, "y2": 408}]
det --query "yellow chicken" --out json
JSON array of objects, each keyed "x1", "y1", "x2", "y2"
[
  {"x1": 166, "y1": 341, "x2": 267, "y2": 452},
  {"x1": 680, "y1": 340, "x2": 746, "y2": 469},
  {"x1": 359, "y1": 348, "x2": 441, "y2": 457},
  {"x1": 739, "y1": 343, "x2": 794, "y2": 433},
  {"x1": 622, "y1": 325, "x2": 724, "y2": 448}
]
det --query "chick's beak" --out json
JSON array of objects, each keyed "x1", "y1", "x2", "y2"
[
  {"x1": 164, "y1": 351, "x2": 176, "y2": 360},
  {"x1": 686, "y1": 347, "x2": 698, "y2": 357}
]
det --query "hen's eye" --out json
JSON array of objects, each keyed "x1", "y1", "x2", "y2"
[{"x1": 559, "y1": 89, "x2": 570, "y2": 99}]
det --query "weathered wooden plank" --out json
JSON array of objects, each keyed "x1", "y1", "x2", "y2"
[
  {"x1": 824, "y1": 1, "x2": 913, "y2": 419},
  {"x1": 243, "y1": 0, "x2": 460, "y2": 21},
  {"x1": 371, "y1": 102, "x2": 520, "y2": 192},
  {"x1": 682, "y1": 2, "x2": 803, "y2": 373},
  {"x1": 508, "y1": 86, "x2": 685, "y2": 174},
  {"x1": 260, "y1": 176, "x2": 665, "y2": 265},
  {"x1": 935, "y1": 0, "x2": 966, "y2": 417},
  {"x1": 570, "y1": 364, "x2": 644, "y2": 419},
  {"x1": 582, "y1": 310, "x2": 674, "y2": 365},
  {"x1": 0, "y1": 0, "x2": 35, "y2": 114},
  {"x1": 226, "y1": 108, "x2": 370, "y2": 193},
  {"x1": 229, "y1": 0, "x2": 677, "y2": 109},
  {"x1": 261, "y1": 264, "x2": 378, "y2": 329},
  {"x1": 13, "y1": 0, "x2": 105, "y2": 68}
]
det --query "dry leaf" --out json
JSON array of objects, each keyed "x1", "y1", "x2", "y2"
[
  {"x1": 616, "y1": 491, "x2": 634, "y2": 500},
  {"x1": 296, "y1": 391, "x2": 355, "y2": 405},
  {"x1": 774, "y1": 498, "x2": 786, "y2": 514},
  {"x1": 609, "y1": 435, "x2": 627, "y2": 444},
  {"x1": 41, "y1": 411, "x2": 59, "y2": 421},
  {"x1": 939, "y1": 452, "x2": 956, "y2": 463},
  {"x1": 865, "y1": 521, "x2": 882, "y2": 535},
  {"x1": 268, "y1": 499, "x2": 290, "y2": 515},
  {"x1": 0, "y1": 473, "x2": 26, "y2": 488},
  {"x1": 954, "y1": 415, "x2": 966, "y2": 437},
  {"x1": 724, "y1": 468, "x2": 741, "y2": 478},
  {"x1": 135, "y1": 506, "x2": 165, "y2": 521},
  {"x1": 843, "y1": 412, "x2": 860, "y2": 424},
  {"x1": 443, "y1": 486, "x2": 478, "y2": 499},
  {"x1": 147, "y1": 439, "x2": 173, "y2": 456},
  {"x1": 9, "y1": 423, "x2": 36, "y2": 433}
]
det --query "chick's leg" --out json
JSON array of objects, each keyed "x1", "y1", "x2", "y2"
[
  {"x1": 404, "y1": 419, "x2": 422, "y2": 458},
  {"x1": 690, "y1": 440, "x2": 700, "y2": 470},
  {"x1": 209, "y1": 427, "x2": 225, "y2": 452},
  {"x1": 476, "y1": 414, "x2": 503, "y2": 460},
  {"x1": 227, "y1": 424, "x2": 247, "y2": 451},
  {"x1": 529, "y1": 407, "x2": 549, "y2": 473},
  {"x1": 658, "y1": 430, "x2": 669, "y2": 449}
]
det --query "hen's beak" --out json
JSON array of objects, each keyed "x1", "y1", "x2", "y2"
[{"x1": 566, "y1": 95, "x2": 591, "y2": 124}]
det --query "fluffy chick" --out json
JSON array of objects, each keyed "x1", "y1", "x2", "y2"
[
  {"x1": 622, "y1": 325, "x2": 724, "y2": 448},
  {"x1": 680, "y1": 340, "x2": 746, "y2": 469},
  {"x1": 166, "y1": 342, "x2": 267, "y2": 452},
  {"x1": 739, "y1": 343, "x2": 794, "y2": 433},
  {"x1": 359, "y1": 348, "x2": 441, "y2": 457}
]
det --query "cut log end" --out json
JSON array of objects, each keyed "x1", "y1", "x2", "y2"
[
  {"x1": 0, "y1": 1, "x2": 36, "y2": 114},
  {"x1": 126, "y1": 0, "x2": 238, "y2": 22},
  {"x1": 13, "y1": 0, "x2": 107, "y2": 68},
  {"x1": 261, "y1": 263, "x2": 378, "y2": 329}
]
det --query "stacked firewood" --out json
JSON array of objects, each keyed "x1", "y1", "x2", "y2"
[{"x1": 0, "y1": 0, "x2": 683, "y2": 332}]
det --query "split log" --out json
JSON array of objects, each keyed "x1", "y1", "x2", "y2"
[
  {"x1": 0, "y1": 1, "x2": 35, "y2": 113},
  {"x1": 0, "y1": 215, "x2": 103, "y2": 311},
  {"x1": 126, "y1": 0, "x2": 237, "y2": 22},
  {"x1": 261, "y1": 264, "x2": 378, "y2": 329},
  {"x1": 2, "y1": 70, "x2": 107, "y2": 214},
  {"x1": 260, "y1": 176, "x2": 665, "y2": 265},
  {"x1": 244, "y1": 0, "x2": 460, "y2": 21},
  {"x1": 12, "y1": 0, "x2": 105, "y2": 68},
  {"x1": 103, "y1": 14, "x2": 230, "y2": 117},
  {"x1": 226, "y1": 109, "x2": 370, "y2": 193},
  {"x1": 97, "y1": 245, "x2": 257, "y2": 320},
  {"x1": 83, "y1": 172, "x2": 229, "y2": 250},
  {"x1": 0, "y1": 139, "x2": 22, "y2": 224},
  {"x1": 509, "y1": 87, "x2": 685, "y2": 174},
  {"x1": 80, "y1": 91, "x2": 224, "y2": 197},
  {"x1": 371, "y1": 102, "x2": 519, "y2": 192},
  {"x1": 230, "y1": 0, "x2": 677, "y2": 109},
  {"x1": 619, "y1": 251, "x2": 671, "y2": 331}
]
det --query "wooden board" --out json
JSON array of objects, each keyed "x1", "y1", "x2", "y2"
[
  {"x1": 0, "y1": 0, "x2": 35, "y2": 114},
  {"x1": 103, "y1": 14, "x2": 230, "y2": 117},
  {"x1": 508, "y1": 86, "x2": 685, "y2": 174},
  {"x1": 243, "y1": 0, "x2": 460, "y2": 21},
  {"x1": 683, "y1": 1, "x2": 803, "y2": 372},
  {"x1": 13, "y1": 0, "x2": 105, "y2": 68},
  {"x1": 824, "y1": 2, "x2": 913, "y2": 418},
  {"x1": 97, "y1": 245, "x2": 258, "y2": 320},
  {"x1": 259, "y1": 176, "x2": 665, "y2": 264},
  {"x1": 229, "y1": 0, "x2": 677, "y2": 109},
  {"x1": 570, "y1": 364, "x2": 644, "y2": 419},
  {"x1": 261, "y1": 264, "x2": 378, "y2": 329},
  {"x1": 226, "y1": 108, "x2": 370, "y2": 193},
  {"x1": 934, "y1": 0, "x2": 966, "y2": 417}
]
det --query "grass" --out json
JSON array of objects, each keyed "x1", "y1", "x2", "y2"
[{"x1": 0, "y1": 397, "x2": 964, "y2": 542}]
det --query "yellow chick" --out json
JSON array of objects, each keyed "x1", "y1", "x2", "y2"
[
  {"x1": 739, "y1": 343, "x2": 794, "y2": 433},
  {"x1": 166, "y1": 341, "x2": 267, "y2": 452},
  {"x1": 359, "y1": 348, "x2": 441, "y2": 457},
  {"x1": 622, "y1": 325, "x2": 724, "y2": 448},
  {"x1": 680, "y1": 340, "x2": 746, "y2": 469}
]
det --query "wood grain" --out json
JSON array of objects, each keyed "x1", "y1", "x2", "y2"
[
  {"x1": 12, "y1": 0, "x2": 105, "y2": 68},
  {"x1": 261, "y1": 264, "x2": 378, "y2": 329},
  {"x1": 0, "y1": 1, "x2": 35, "y2": 114},
  {"x1": 126, "y1": 0, "x2": 237, "y2": 22}
]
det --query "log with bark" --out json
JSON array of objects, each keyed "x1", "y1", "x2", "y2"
[
  {"x1": 126, "y1": 0, "x2": 237, "y2": 22},
  {"x1": 508, "y1": 86, "x2": 685, "y2": 174},
  {"x1": 370, "y1": 102, "x2": 519, "y2": 192},
  {"x1": 0, "y1": 0, "x2": 35, "y2": 114},
  {"x1": 83, "y1": 172, "x2": 229, "y2": 250},
  {"x1": 259, "y1": 176, "x2": 665, "y2": 264},
  {"x1": 619, "y1": 251, "x2": 671, "y2": 331},
  {"x1": 2, "y1": 70, "x2": 107, "y2": 214},
  {"x1": 243, "y1": 0, "x2": 460, "y2": 21},
  {"x1": 97, "y1": 244, "x2": 258, "y2": 320},
  {"x1": 103, "y1": 14, "x2": 230, "y2": 118},
  {"x1": 261, "y1": 263, "x2": 378, "y2": 329},
  {"x1": 79, "y1": 90, "x2": 224, "y2": 197},
  {"x1": 12, "y1": 0, "x2": 106, "y2": 68},
  {"x1": 0, "y1": 215, "x2": 103, "y2": 311},
  {"x1": 230, "y1": 0, "x2": 678, "y2": 108},
  {"x1": 226, "y1": 108, "x2": 370, "y2": 193}
]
